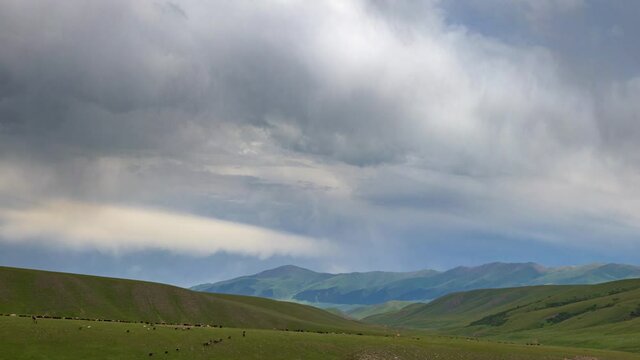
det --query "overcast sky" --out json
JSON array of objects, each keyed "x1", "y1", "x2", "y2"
[{"x1": 1, "y1": 0, "x2": 640, "y2": 286}]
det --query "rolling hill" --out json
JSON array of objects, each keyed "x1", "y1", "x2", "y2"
[
  {"x1": 0, "y1": 266, "x2": 372, "y2": 333},
  {"x1": 192, "y1": 262, "x2": 640, "y2": 306},
  {"x1": 364, "y1": 278, "x2": 640, "y2": 352},
  {"x1": 344, "y1": 300, "x2": 417, "y2": 320},
  {"x1": 3, "y1": 265, "x2": 640, "y2": 355}
]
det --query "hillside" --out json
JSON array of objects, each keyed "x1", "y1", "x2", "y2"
[
  {"x1": 193, "y1": 262, "x2": 640, "y2": 306},
  {"x1": 191, "y1": 265, "x2": 334, "y2": 299},
  {"x1": 345, "y1": 301, "x2": 417, "y2": 320},
  {"x1": 364, "y1": 279, "x2": 640, "y2": 352},
  {"x1": 0, "y1": 266, "x2": 371, "y2": 333}
]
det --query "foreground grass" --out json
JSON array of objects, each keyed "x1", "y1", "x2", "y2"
[
  {"x1": 476, "y1": 321, "x2": 640, "y2": 355},
  {"x1": 2, "y1": 316, "x2": 639, "y2": 360}
]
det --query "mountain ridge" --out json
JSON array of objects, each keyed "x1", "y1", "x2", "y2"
[{"x1": 192, "y1": 262, "x2": 640, "y2": 306}]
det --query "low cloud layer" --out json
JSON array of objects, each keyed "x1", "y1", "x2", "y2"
[
  {"x1": 0, "y1": 200, "x2": 329, "y2": 258},
  {"x1": 1, "y1": 0, "x2": 640, "y2": 276}
]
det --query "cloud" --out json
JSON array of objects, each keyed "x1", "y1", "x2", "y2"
[
  {"x1": 0, "y1": 200, "x2": 331, "y2": 258},
  {"x1": 0, "y1": 0, "x2": 640, "y2": 271}
]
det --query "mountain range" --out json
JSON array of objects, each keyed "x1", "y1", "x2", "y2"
[{"x1": 192, "y1": 262, "x2": 640, "y2": 306}]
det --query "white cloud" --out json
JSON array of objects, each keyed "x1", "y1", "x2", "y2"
[{"x1": 0, "y1": 200, "x2": 331, "y2": 258}]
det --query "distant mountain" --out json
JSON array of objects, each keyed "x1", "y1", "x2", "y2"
[
  {"x1": 191, "y1": 265, "x2": 333, "y2": 299},
  {"x1": 192, "y1": 262, "x2": 640, "y2": 306}
]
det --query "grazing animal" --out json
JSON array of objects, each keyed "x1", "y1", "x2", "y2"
[
  {"x1": 148, "y1": 353, "x2": 153, "y2": 356},
  {"x1": 31, "y1": 315, "x2": 37, "y2": 324},
  {"x1": 164, "y1": 351, "x2": 168, "y2": 354},
  {"x1": 228, "y1": 336, "x2": 231, "y2": 340},
  {"x1": 242, "y1": 331, "x2": 246, "y2": 337},
  {"x1": 175, "y1": 348, "x2": 180, "y2": 352}
]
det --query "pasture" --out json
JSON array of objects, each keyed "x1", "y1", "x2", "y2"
[{"x1": 2, "y1": 315, "x2": 639, "y2": 360}]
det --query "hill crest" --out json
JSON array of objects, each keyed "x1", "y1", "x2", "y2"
[{"x1": 0, "y1": 265, "x2": 371, "y2": 333}]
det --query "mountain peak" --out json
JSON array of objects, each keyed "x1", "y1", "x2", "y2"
[{"x1": 256, "y1": 265, "x2": 319, "y2": 278}]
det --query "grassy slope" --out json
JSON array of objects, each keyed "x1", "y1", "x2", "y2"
[
  {"x1": 0, "y1": 266, "x2": 371, "y2": 333},
  {"x1": 3, "y1": 316, "x2": 639, "y2": 360},
  {"x1": 365, "y1": 279, "x2": 640, "y2": 352},
  {"x1": 291, "y1": 270, "x2": 438, "y2": 304},
  {"x1": 346, "y1": 301, "x2": 417, "y2": 320}
]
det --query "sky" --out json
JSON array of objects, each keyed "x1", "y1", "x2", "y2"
[{"x1": 1, "y1": 0, "x2": 640, "y2": 287}]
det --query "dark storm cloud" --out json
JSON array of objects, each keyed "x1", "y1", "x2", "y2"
[
  {"x1": 0, "y1": 1, "x2": 417, "y2": 166},
  {"x1": 0, "y1": 0, "x2": 640, "y2": 272},
  {"x1": 0, "y1": 0, "x2": 620, "y2": 166}
]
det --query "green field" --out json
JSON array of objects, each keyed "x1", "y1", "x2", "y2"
[
  {"x1": 3, "y1": 315, "x2": 639, "y2": 360},
  {"x1": 365, "y1": 279, "x2": 640, "y2": 353}
]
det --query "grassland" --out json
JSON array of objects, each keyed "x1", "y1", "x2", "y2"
[
  {"x1": 365, "y1": 279, "x2": 640, "y2": 353},
  {"x1": 3, "y1": 315, "x2": 640, "y2": 360},
  {"x1": 4, "y1": 265, "x2": 640, "y2": 358},
  {"x1": 0, "y1": 266, "x2": 370, "y2": 333}
]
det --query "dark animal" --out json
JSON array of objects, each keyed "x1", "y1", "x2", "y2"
[
  {"x1": 148, "y1": 353, "x2": 153, "y2": 356},
  {"x1": 228, "y1": 336, "x2": 231, "y2": 340},
  {"x1": 242, "y1": 331, "x2": 246, "y2": 337},
  {"x1": 31, "y1": 315, "x2": 37, "y2": 324}
]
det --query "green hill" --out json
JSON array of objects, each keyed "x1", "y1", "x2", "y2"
[
  {"x1": 193, "y1": 262, "x2": 640, "y2": 306},
  {"x1": 364, "y1": 279, "x2": 640, "y2": 352},
  {"x1": 0, "y1": 266, "x2": 371, "y2": 333},
  {"x1": 345, "y1": 301, "x2": 417, "y2": 320}
]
